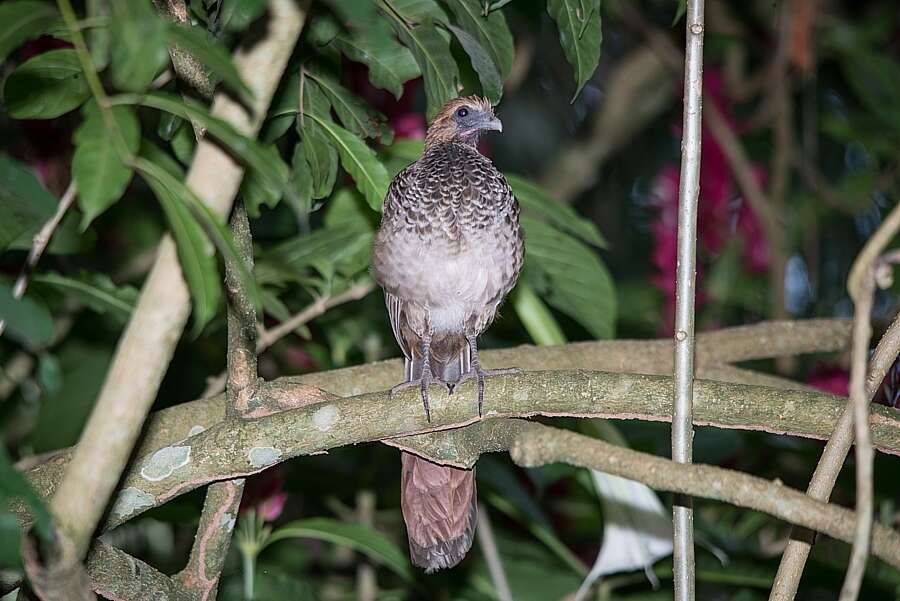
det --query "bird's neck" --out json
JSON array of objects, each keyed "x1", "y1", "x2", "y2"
[{"x1": 423, "y1": 132, "x2": 480, "y2": 152}]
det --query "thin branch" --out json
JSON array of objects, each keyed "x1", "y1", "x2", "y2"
[
  {"x1": 672, "y1": 0, "x2": 706, "y2": 597},
  {"x1": 476, "y1": 503, "x2": 513, "y2": 601},
  {"x1": 153, "y1": 0, "x2": 215, "y2": 101},
  {"x1": 86, "y1": 540, "x2": 192, "y2": 601},
  {"x1": 45, "y1": 0, "x2": 308, "y2": 575},
  {"x1": 177, "y1": 202, "x2": 259, "y2": 600},
  {"x1": 0, "y1": 182, "x2": 77, "y2": 338},
  {"x1": 201, "y1": 280, "x2": 375, "y2": 398},
  {"x1": 771, "y1": 202, "x2": 900, "y2": 600},
  {"x1": 505, "y1": 421, "x2": 900, "y2": 568},
  {"x1": 839, "y1": 272, "x2": 875, "y2": 601}
]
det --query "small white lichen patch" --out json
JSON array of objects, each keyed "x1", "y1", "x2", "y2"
[
  {"x1": 141, "y1": 445, "x2": 191, "y2": 481},
  {"x1": 312, "y1": 404, "x2": 339, "y2": 431},
  {"x1": 188, "y1": 424, "x2": 206, "y2": 437},
  {"x1": 219, "y1": 511, "x2": 236, "y2": 532},
  {"x1": 110, "y1": 487, "x2": 155, "y2": 521},
  {"x1": 248, "y1": 446, "x2": 282, "y2": 468}
]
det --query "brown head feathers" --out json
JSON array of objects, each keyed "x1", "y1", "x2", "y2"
[{"x1": 425, "y1": 96, "x2": 501, "y2": 147}]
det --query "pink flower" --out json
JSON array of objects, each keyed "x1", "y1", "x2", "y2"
[
  {"x1": 256, "y1": 491, "x2": 289, "y2": 522},
  {"x1": 806, "y1": 365, "x2": 849, "y2": 397},
  {"x1": 240, "y1": 467, "x2": 289, "y2": 522}
]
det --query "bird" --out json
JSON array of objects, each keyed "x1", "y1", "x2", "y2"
[{"x1": 371, "y1": 96, "x2": 525, "y2": 572}]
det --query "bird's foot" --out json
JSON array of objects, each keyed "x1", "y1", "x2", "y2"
[
  {"x1": 389, "y1": 367, "x2": 439, "y2": 422},
  {"x1": 456, "y1": 366, "x2": 521, "y2": 417}
]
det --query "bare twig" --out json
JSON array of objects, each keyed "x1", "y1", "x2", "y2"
[
  {"x1": 201, "y1": 280, "x2": 375, "y2": 398},
  {"x1": 477, "y1": 503, "x2": 513, "y2": 601},
  {"x1": 0, "y1": 182, "x2": 77, "y2": 339},
  {"x1": 672, "y1": 2, "x2": 706, "y2": 598},
  {"x1": 771, "y1": 202, "x2": 900, "y2": 600},
  {"x1": 177, "y1": 202, "x2": 259, "y2": 600},
  {"x1": 46, "y1": 0, "x2": 307, "y2": 574},
  {"x1": 356, "y1": 491, "x2": 377, "y2": 601}
]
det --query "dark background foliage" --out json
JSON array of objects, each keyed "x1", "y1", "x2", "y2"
[{"x1": 1, "y1": 0, "x2": 899, "y2": 599}]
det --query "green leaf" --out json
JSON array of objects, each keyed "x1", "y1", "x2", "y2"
[
  {"x1": 507, "y1": 174, "x2": 606, "y2": 247},
  {"x1": 123, "y1": 92, "x2": 288, "y2": 198},
  {"x1": 73, "y1": 102, "x2": 141, "y2": 228},
  {"x1": 305, "y1": 74, "x2": 391, "y2": 142},
  {"x1": 264, "y1": 518, "x2": 412, "y2": 580},
  {"x1": 446, "y1": 23, "x2": 502, "y2": 103},
  {"x1": 0, "y1": 155, "x2": 81, "y2": 254},
  {"x1": 320, "y1": 0, "x2": 377, "y2": 24},
  {"x1": 109, "y1": 0, "x2": 169, "y2": 92},
  {"x1": 286, "y1": 142, "x2": 314, "y2": 219},
  {"x1": 164, "y1": 23, "x2": 252, "y2": 101},
  {"x1": 3, "y1": 49, "x2": 91, "y2": 118},
  {"x1": 218, "y1": 0, "x2": 268, "y2": 31},
  {"x1": 0, "y1": 154, "x2": 60, "y2": 251},
  {"x1": 171, "y1": 123, "x2": 196, "y2": 165},
  {"x1": 522, "y1": 216, "x2": 616, "y2": 339},
  {"x1": 302, "y1": 112, "x2": 390, "y2": 211},
  {"x1": 0, "y1": 282, "x2": 53, "y2": 350},
  {"x1": 37, "y1": 352, "x2": 62, "y2": 395},
  {"x1": 444, "y1": 0, "x2": 514, "y2": 78},
  {"x1": 0, "y1": 445, "x2": 53, "y2": 543},
  {"x1": 29, "y1": 342, "x2": 111, "y2": 453},
  {"x1": 333, "y1": 25, "x2": 420, "y2": 99},
  {"x1": 257, "y1": 225, "x2": 371, "y2": 286},
  {"x1": 0, "y1": 1, "x2": 59, "y2": 65},
  {"x1": 547, "y1": 0, "x2": 602, "y2": 100},
  {"x1": 140, "y1": 163, "x2": 222, "y2": 334},
  {"x1": 86, "y1": 0, "x2": 111, "y2": 70},
  {"x1": 136, "y1": 156, "x2": 261, "y2": 315},
  {"x1": 383, "y1": 11, "x2": 459, "y2": 118},
  {"x1": 31, "y1": 272, "x2": 137, "y2": 322},
  {"x1": 672, "y1": 0, "x2": 687, "y2": 26},
  {"x1": 240, "y1": 144, "x2": 290, "y2": 218},
  {"x1": 300, "y1": 124, "x2": 339, "y2": 200},
  {"x1": 511, "y1": 284, "x2": 567, "y2": 346}
]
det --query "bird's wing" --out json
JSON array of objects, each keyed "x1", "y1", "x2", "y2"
[{"x1": 385, "y1": 291, "x2": 415, "y2": 382}]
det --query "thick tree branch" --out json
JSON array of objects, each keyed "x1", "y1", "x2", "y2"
[
  {"x1": 17, "y1": 370, "x2": 900, "y2": 538},
  {"x1": 504, "y1": 421, "x2": 900, "y2": 568},
  {"x1": 45, "y1": 0, "x2": 307, "y2": 575},
  {"x1": 86, "y1": 540, "x2": 192, "y2": 601}
]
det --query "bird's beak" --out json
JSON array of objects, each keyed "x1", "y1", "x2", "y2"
[{"x1": 483, "y1": 117, "x2": 503, "y2": 132}]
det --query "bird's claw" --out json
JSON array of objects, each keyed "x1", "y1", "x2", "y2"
[
  {"x1": 456, "y1": 366, "x2": 520, "y2": 417},
  {"x1": 390, "y1": 367, "x2": 438, "y2": 422}
]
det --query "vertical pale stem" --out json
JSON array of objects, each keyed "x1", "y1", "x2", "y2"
[{"x1": 672, "y1": 2, "x2": 706, "y2": 600}]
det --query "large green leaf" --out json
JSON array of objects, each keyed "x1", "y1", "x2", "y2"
[
  {"x1": 31, "y1": 272, "x2": 137, "y2": 322},
  {"x1": 507, "y1": 174, "x2": 606, "y2": 247},
  {"x1": 446, "y1": 23, "x2": 502, "y2": 103},
  {"x1": 218, "y1": 0, "x2": 268, "y2": 32},
  {"x1": 305, "y1": 74, "x2": 391, "y2": 142},
  {"x1": 136, "y1": 157, "x2": 260, "y2": 310},
  {"x1": 163, "y1": 22, "x2": 252, "y2": 101},
  {"x1": 119, "y1": 92, "x2": 289, "y2": 197},
  {"x1": 0, "y1": 282, "x2": 53, "y2": 350},
  {"x1": 109, "y1": 0, "x2": 169, "y2": 92},
  {"x1": 139, "y1": 153, "x2": 222, "y2": 334},
  {"x1": 86, "y1": 0, "x2": 111, "y2": 70},
  {"x1": 73, "y1": 102, "x2": 141, "y2": 228},
  {"x1": 511, "y1": 284, "x2": 567, "y2": 346},
  {"x1": 303, "y1": 113, "x2": 390, "y2": 211},
  {"x1": 0, "y1": 154, "x2": 74, "y2": 253},
  {"x1": 240, "y1": 144, "x2": 291, "y2": 218},
  {"x1": 547, "y1": 0, "x2": 602, "y2": 100},
  {"x1": 0, "y1": 1, "x2": 59, "y2": 65},
  {"x1": 382, "y1": 8, "x2": 459, "y2": 118},
  {"x1": 286, "y1": 142, "x2": 314, "y2": 220},
  {"x1": 3, "y1": 49, "x2": 91, "y2": 118},
  {"x1": 257, "y1": 226, "x2": 371, "y2": 286},
  {"x1": 444, "y1": 0, "x2": 514, "y2": 77},
  {"x1": 301, "y1": 124, "x2": 339, "y2": 201},
  {"x1": 522, "y1": 216, "x2": 615, "y2": 339},
  {"x1": 264, "y1": 518, "x2": 412, "y2": 580},
  {"x1": 333, "y1": 24, "x2": 420, "y2": 99}
]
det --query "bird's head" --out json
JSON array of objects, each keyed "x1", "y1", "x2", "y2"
[{"x1": 425, "y1": 96, "x2": 502, "y2": 147}]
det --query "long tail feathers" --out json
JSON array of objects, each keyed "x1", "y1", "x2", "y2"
[
  {"x1": 401, "y1": 333, "x2": 476, "y2": 571},
  {"x1": 400, "y1": 452, "x2": 477, "y2": 572}
]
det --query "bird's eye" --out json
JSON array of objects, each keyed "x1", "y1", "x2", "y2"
[{"x1": 456, "y1": 107, "x2": 469, "y2": 118}]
